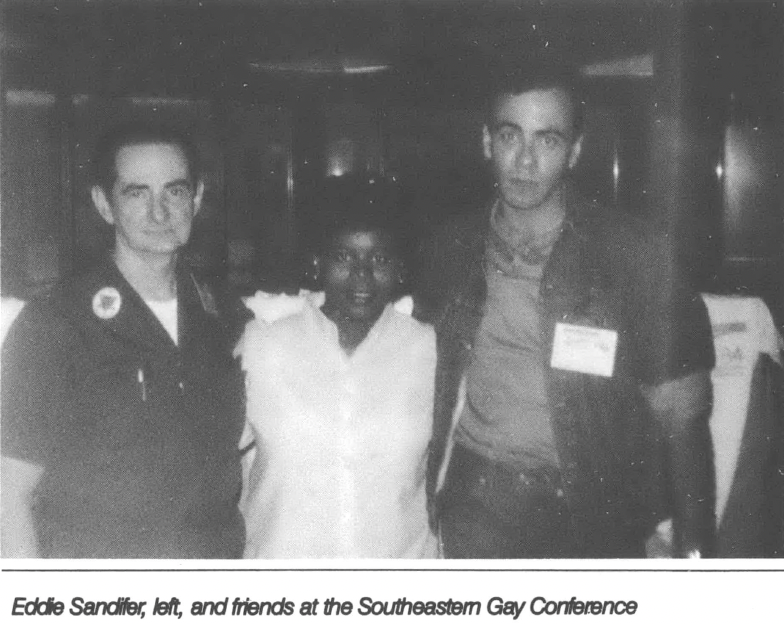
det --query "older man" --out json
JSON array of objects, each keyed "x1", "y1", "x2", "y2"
[
  {"x1": 1, "y1": 123, "x2": 245, "y2": 558},
  {"x1": 418, "y1": 64, "x2": 716, "y2": 558}
]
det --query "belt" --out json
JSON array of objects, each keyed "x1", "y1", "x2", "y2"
[
  {"x1": 449, "y1": 444, "x2": 564, "y2": 495},
  {"x1": 441, "y1": 444, "x2": 568, "y2": 523}
]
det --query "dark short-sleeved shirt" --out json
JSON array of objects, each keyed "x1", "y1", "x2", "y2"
[{"x1": 2, "y1": 261, "x2": 245, "y2": 558}]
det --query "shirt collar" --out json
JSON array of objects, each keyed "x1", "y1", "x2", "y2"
[{"x1": 488, "y1": 182, "x2": 587, "y2": 262}]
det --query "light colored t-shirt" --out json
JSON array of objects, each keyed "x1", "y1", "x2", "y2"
[
  {"x1": 144, "y1": 297, "x2": 178, "y2": 345},
  {"x1": 454, "y1": 244, "x2": 559, "y2": 469},
  {"x1": 236, "y1": 297, "x2": 439, "y2": 559}
]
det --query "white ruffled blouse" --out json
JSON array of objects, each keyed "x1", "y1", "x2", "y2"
[{"x1": 235, "y1": 292, "x2": 438, "y2": 559}]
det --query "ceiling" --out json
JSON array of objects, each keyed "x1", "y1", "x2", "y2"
[{"x1": 2, "y1": 0, "x2": 660, "y2": 103}]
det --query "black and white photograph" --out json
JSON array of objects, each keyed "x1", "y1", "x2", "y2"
[{"x1": 0, "y1": 1, "x2": 782, "y2": 605}]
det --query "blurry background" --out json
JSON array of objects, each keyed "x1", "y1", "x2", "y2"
[{"x1": 1, "y1": 0, "x2": 781, "y2": 330}]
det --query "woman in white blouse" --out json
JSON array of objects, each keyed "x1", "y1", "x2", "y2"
[{"x1": 235, "y1": 182, "x2": 438, "y2": 558}]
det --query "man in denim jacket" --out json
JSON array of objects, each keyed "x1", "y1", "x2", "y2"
[{"x1": 416, "y1": 64, "x2": 716, "y2": 558}]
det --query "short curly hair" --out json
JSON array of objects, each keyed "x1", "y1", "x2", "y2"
[{"x1": 306, "y1": 175, "x2": 408, "y2": 257}]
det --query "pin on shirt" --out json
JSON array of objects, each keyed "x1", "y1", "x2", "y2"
[{"x1": 92, "y1": 287, "x2": 122, "y2": 320}]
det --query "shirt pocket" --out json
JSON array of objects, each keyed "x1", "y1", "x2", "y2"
[{"x1": 71, "y1": 359, "x2": 150, "y2": 460}]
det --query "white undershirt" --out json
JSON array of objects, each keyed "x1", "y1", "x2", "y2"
[{"x1": 145, "y1": 298, "x2": 178, "y2": 346}]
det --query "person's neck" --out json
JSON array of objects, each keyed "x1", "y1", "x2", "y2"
[
  {"x1": 113, "y1": 248, "x2": 178, "y2": 302},
  {"x1": 323, "y1": 307, "x2": 377, "y2": 355},
  {"x1": 497, "y1": 186, "x2": 567, "y2": 243}
]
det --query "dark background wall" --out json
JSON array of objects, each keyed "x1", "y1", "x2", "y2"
[{"x1": 1, "y1": 0, "x2": 781, "y2": 329}]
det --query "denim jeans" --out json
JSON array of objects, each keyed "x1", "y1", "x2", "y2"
[{"x1": 439, "y1": 444, "x2": 575, "y2": 559}]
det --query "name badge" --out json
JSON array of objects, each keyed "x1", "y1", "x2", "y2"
[{"x1": 550, "y1": 322, "x2": 618, "y2": 377}]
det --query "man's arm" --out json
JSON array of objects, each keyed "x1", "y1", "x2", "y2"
[
  {"x1": 1, "y1": 456, "x2": 44, "y2": 558},
  {"x1": 641, "y1": 370, "x2": 716, "y2": 557}
]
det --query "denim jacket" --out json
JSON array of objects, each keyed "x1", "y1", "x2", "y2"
[{"x1": 415, "y1": 193, "x2": 715, "y2": 556}]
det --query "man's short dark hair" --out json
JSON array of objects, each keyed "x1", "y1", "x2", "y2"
[
  {"x1": 486, "y1": 61, "x2": 585, "y2": 135},
  {"x1": 93, "y1": 122, "x2": 202, "y2": 193}
]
